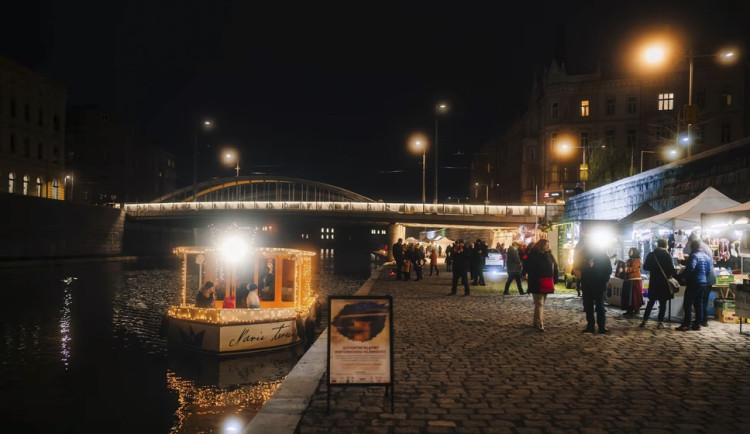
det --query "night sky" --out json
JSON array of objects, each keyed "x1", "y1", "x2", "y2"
[{"x1": 3, "y1": 1, "x2": 749, "y2": 202}]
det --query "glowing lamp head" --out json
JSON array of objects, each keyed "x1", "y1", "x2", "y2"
[
  {"x1": 220, "y1": 235, "x2": 249, "y2": 263},
  {"x1": 643, "y1": 45, "x2": 666, "y2": 64}
]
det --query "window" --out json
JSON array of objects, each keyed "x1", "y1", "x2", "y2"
[
  {"x1": 24, "y1": 138, "x2": 30, "y2": 157},
  {"x1": 24, "y1": 104, "x2": 30, "y2": 122},
  {"x1": 52, "y1": 179, "x2": 59, "y2": 199},
  {"x1": 627, "y1": 129, "x2": 637, "y2": 148},
  {"x1": 721, "y1": 93, "x2": 733, "y2": 107},
  {"x1": 23, "y1": 175, "x2": 29, "y2": 195},
  {"x1": 605, "y1": 130, "x2": 615, "y2": 148},
  {"x1": 563, "y1": 167, "x2": 569, "y2": 182},
  {"x1": 606, "y1": 98, "x2": 615, "y2": 115},
  {"x1": 36, "y1": 177, "x2": 42, "y2": 197},
  {"x1": 580, "y1": 100, "x2": 590, "y2": 117},
  {"x1": 53, "y1": 114, "x2": 60, "y2": 131},
  {"x1": 656, "y1": 126, "x2": 669, "y2": 140},
  {"x1": 550, "y1": 165, "x2": 559, "y2": 183},
  {"x1": 658, "y1": 93, "x2": 674, "y2": 111},
  {"x1": 694, "y1": 125, "x2": 705, "y2": 144},
  {"x1": 696, "y1": 91, "x2": 706, "y2": 109},
  {"x1": 38, "y1": 109, "x2": 43, "y2": 126},
  {"x1": 53, "y1": 147, "x2": 59, "y2": 162},
  {"x1": 721, "y1": 124, "x2": 731, "y2": 143},
  {"x1": 8, "y1": 172, "x2": 14, "y2": 193},
  {"x1": 10, "y1": 99, "x2": 16, "y2": 117},
  {"x1": 580, "y1": 131, "x2": 589, "y2": 148},
  {"x1": 9, "y1": 134, "x2": 15, "y2": 153},
  {"x1": 627, "y1": 96, "x2": 638, "y2": 114},
  {"x1": 551, "y1": 102, "x2": 558, "y2": 118},
  {"x1": 37, "y1": 143, "x2": 43, "y2": 159}
]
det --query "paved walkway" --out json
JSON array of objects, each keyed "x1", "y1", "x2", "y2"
[{"x1": 251, "y1": 267, "x2": 750, "y2": 433}]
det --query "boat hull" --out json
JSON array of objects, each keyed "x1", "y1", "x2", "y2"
[{"x1": 166, "y1": 317, "x2": 301, "y2": 355}]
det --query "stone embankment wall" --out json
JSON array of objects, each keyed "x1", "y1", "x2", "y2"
[
  {"x1": 563, "y1": 138, "x2": 750, "y2": 222},
  {"x1": 0, "y1": 194, "x2": 125, "y2": 260}
]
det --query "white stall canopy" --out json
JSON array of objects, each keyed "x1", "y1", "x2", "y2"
[
  {"x1": 633, "y1": 187, "x2": 739, "y2": 231},
  {"x1": 702, "y1": 201, "x2": 750, "y2": 230}
]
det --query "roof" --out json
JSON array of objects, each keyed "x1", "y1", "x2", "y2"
[
  {"x1": 617, "y1": 203, "x2": 658, "y2": 227},
  {"x1": 633, "y1": 187, "x2": 739, "y2": 231}
]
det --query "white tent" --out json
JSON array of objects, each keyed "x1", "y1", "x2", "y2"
[
  {"x1": 701, "y1": 200, "x2": 750, "y2": 230},
  {"x1": 633, "y1": 187, "x2": 740, "y2": 231}
]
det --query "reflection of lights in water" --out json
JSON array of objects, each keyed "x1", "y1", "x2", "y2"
[
  {"x1": 60, "y1": 277, "x2": 76, "y2": 369},
  {"x1": 166, "y1": 370, "x2": 283, "y2": 433}
]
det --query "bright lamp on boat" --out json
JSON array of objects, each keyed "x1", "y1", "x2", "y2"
[{"x1": 220, "y1": 235, "x2": 249, "y2": 263}]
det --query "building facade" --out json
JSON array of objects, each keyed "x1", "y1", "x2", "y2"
[
  {"x1": 472, "y1": 57, "x2": 748, "y2": 205},
  {"x1": 66, "y1": 108, "x2": 177, "y2": 204},
  {"x1": 0, "y1": 57, "x2": 68, "y2": 199}
]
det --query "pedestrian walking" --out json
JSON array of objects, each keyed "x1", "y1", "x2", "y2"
[
  {"x1": 503, "y1": 242, "x2": 524, "y2": 294},
  {"x1": 392, "y1": 238, "x2": 405, "y2": 280},
  {"x1": 683, "y1": 232, "x2": 716, "y2": 327},
  {"x1": 429, "y1": 247, "x2": 439, "y2": 276},
  {"x1": 641, "y1": 238, "x2": 675, "y2": 329},
  {"x1": 675, "y1": 239, "x2": 711, "y2": 331},
  {"x1": 445, "y1": 244, "x2": 453, "y2": 272},
  {"x1": 579, "y1": 242, "x2": 613, "y2": 334},
  {"x1": 524, "y1": 239, "x2": 558, "y2": 331},
  {"x1": 448, "y1": 240, "x2": 470, "y2": 296}
]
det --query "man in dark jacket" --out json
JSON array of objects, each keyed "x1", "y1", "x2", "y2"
[
  {"x1": 448, "y1": 239, "x2": 471, "y2": 296},
  {"x1": 641, "y1": 238, "x2": 676, "y2": 328},
  {"x1": 676, "y1": 239, "x2": 712, "y2": 331},
  {"x1": 504, "y1": 243, "x2": 524, "y2": 294},
  {"x1": 580, "y1": 244, "x2": 613, "y2": 334},
  {"x1": 392, "y1": 238, "x2": 405, "y2": 280}
]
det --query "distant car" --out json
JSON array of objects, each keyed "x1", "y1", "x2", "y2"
[{"x1": 485, "y1": 248, "x2": 504, "y2": 270}]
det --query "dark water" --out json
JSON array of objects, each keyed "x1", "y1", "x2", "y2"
[{"x1": 0, "y1": 253, "x2": 371, "y2": 433}]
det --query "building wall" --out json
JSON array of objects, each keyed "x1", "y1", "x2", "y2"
[
  {"x1": 0, "y1": 57, "x2": 68, "y2": 200},
  {"x1": 474, "y1": 58, "x2": 749, "y2": 204}
]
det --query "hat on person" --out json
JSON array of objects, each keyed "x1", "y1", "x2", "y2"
[
  {"x1": 205, "y1": 281, "x2": 214, "y2": 288},
  {"x1": 248, "y1": 283, "x2": 258, "y2": 291}
]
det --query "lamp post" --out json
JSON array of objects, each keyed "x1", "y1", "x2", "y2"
[
  {"x1": 193, "y1": 119, "x2": 213, "y2": 201},
  {"x1": 434, "y1": 103, "x2": 448, "y2": 204},
  {"x1": 224, "y1": 150, "x2": 240, "y2": 201},
  {"x1": 411, "y1": 139, "x2": 427, "y2": 205}
]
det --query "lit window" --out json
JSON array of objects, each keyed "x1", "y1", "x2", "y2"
[
  {"x1": 580, "y1": 100, "x2": 590, "y2": 117},
  {"x1": 36, "y1": 177, "x2": 42, "y2": 197},
  {"x1": 8, "y1": 172, "x2": 15, "y2": 193},
  {"x1": 52, "y1": 179, "x2": 58, "y2": 199},
  {"x1": 722, "y1": 93, "x2": 733, "y2": 106},
  {"x1": 658, "y1": 93, "x2": 674, "y2": 111},
  {"x1": 23, "y1": 175, "x2": 29, "y2": 195}
]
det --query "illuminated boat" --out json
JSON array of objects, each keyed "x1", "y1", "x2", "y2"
[{"x1": 165, "y1": 244, "x2": 320, "y2": 356}]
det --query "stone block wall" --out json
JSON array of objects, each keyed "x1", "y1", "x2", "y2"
[{"x1": 563, "y1": 138, "x2": 750, "y2": 222}]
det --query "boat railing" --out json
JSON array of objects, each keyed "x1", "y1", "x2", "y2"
[{"x1": 168, "y1": 306, "x2": 297, "y2": 324}]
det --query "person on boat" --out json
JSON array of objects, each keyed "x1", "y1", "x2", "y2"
[
  {"x1": 195, "y1": 281, "x2": 215, "y2": 308},
  {"x1": 247, "y1": 283, "x2": 261, "y2": 308}
]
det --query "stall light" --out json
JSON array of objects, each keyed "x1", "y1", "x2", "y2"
[
  {"x1": 222, "y1": 417, "x2": 244, "y2": 433},
  {"x1": 589, "y1": 227, "x2": 617, "y2": 246},
  {"x1": 735, "y1": 217, "x2": 749, "y2": 225}
]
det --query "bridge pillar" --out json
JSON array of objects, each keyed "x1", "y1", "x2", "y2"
[{"x1": 387, "y1": 223, "x2": 405, "y2": 261}]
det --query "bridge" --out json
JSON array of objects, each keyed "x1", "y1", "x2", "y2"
[{"x1": 125, "y1": 176, "x2": 562, "y2": 228}]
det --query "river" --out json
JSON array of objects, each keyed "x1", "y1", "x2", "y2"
[{"x1": 0, "y1": 252, "x2": 373, "y2": 433}]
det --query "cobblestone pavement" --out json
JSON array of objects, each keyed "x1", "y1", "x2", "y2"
[{"x1": 295, "y1": 268, "x2": 750, "y2": 433}]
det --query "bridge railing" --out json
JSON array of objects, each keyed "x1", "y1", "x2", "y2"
[{"x1": 123, "y1": 201, "x2": 557, "y2": 219}]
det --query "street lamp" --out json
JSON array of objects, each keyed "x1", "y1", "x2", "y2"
[
  {"x1": 194, "y1": 119, "x2": 213, "y2": 201},
  {"x1": 65, "y1": 175, "x2": 73, "y2": 200},
  {"x1": 410, "y1": 138, "x2": 427, "y2": 205},
  {"x1": 641, "y1": 41, "x2": 738, "y2": 157},
  {"x1": 434, "y1": 102, "x2": 448, "y2": 204}
]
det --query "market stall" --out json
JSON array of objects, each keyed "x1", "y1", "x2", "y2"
[{"x1": 701, "y1": 200, "x2": 750, "y2": 273}]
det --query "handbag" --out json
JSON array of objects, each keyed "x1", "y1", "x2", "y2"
[
  {"x1": 539, "y1": 277, "x2": 555, "y2": 293},
  {"x1": 656, "y1": 258, "x2": 680, "y2": 294}
]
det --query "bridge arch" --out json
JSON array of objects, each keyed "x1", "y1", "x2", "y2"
[{"x1": 153, "y1": 176, "x2": 375, "y2": 203}]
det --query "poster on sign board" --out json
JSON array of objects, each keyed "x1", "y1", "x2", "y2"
[{"x1": 328, "y1": 296, "x2": 393, "y2": 385}]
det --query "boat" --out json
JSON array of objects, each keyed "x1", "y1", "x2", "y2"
[{"x1": 164, "y1": 242, "x2": 320, "y2": 356}]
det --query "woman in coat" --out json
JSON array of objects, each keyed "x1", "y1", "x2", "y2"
[
  {"x1": 641, "y1": 238, "x2": 676, "y2": 329},
  {"x1": 622, "y1": 248, "x2": 644, "y2": 317},
  {"x1": 525, "y1": 239, "x2": 558, "y2": 332}
]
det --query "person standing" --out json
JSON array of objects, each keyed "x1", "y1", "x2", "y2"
[
  {"x1": 684, "y1": 232, "x2": 716, "y2": 327},
  {"x1": 448, "y1": 239, "x2": 471, "y2": 296},
  {"x1": 622, "y1": 248, "x2": 644, "y2": 318},
  {"x1": 392, "y1": 238, "x2": 405, "y2": 280},
  {"x1": 403, "y1": 243, "x2": 414, "y2": 281},
  {"x1": 580, "y1": 243, "x2": 613, "y2": 334},
  {"x1": 503, "y1": 242, "x2": 524, "y2": 295},
  {"x1": 437, "y1": 245, "x2": 442, "y2": 258},
  {"x1": 414, "y1": 244, "x2": 425, "y2": 281},
  {"x1": 641, "y1": 238, "x2": 675, "y2": 329},
  {"x1": 676, "y1": 239, "x2": 712, "y2": 331},
  {"x1": 525, "y1": 239, "x2": 558, "y2": 331},
  {"x1": 429, "y1": 247, "x2": 439, "y2": 276},
  {"x1": 470, "y1": 240, "x2": 486, "y2": 286}
]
